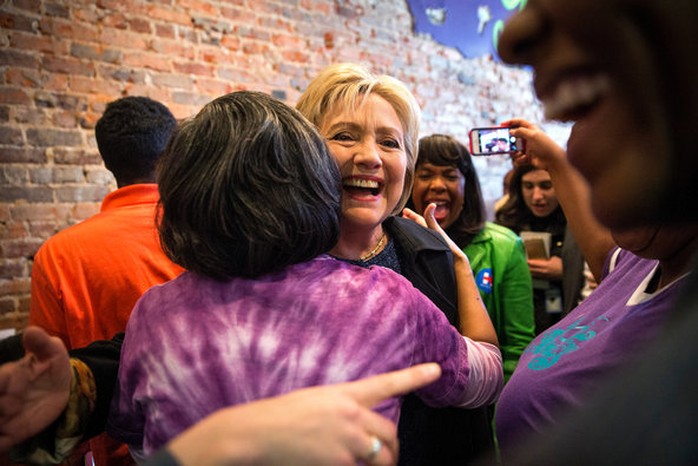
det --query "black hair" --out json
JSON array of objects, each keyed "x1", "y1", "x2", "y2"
[
  {"x1": 157, "y1": 91, "x2": 341, "y2": 280},
  {"x1": 415, "y1": 134, "x2": 486, "y2": 247},
  {"x1": 495, "y1": 164, "x2": 566, "y2": 235},
  {"x1": 95, "y1": 96, "x2": 176, "y2": 187}
]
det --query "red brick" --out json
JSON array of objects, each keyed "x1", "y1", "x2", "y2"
[
  {"x1": 121, "y1": 84, "x2": 172, "y2": 104},
  {"x1": 101, "y1": 12, "x2": 128, "y2": 29},
  {"x1": 29, "y1": 221, "x2": 63, "y2": 238},
  {"x1": 193, "y1": 77, "x2": 232, "y2": 96},
  {"x1": 11, "y1": 30, "x2": 69, "y2": 55},
  {"x1": 198, "y1": 45, "x2": 231, "y2": 64},
  {"x1": 42, "y1": 73, "x2": 70, "y2": 92},
  {"x1": 42, "y1": 56, "x2": 95, "y2": 77},
  {"x1": 0, "y1": 87, "x2": 31, "y2": 105},
  {"x1": 69, "y1": 76, "x2": 122, "y2": 96},
  {"x1": 179, "y1": 0, "x2": 218, "y2": 15},
  {"x1": 52, "y1": 147, "x2": 100, "y2": 165},
  {"x1": 70, "y1": 43, "x2": 122, "y2": 64},
  {"x1": 0, "y1": 312, "x2": 29, "y2": 332},
  {"x1": 281, "y1": 50, "x2": 310, "y2": 63},
  {"x1": 44, "y1": 2, "x2": 69, "y2": 18},
  {"x1": 0, "y1": 299, "x2": 18, "y2": 316},
  {"x1": 272, "y1": 33, "x2": 306, "y2": 49},
  {"x1": 0, "y1": 49, "x2": 40, "y2": 69},
  {"x1": 52, "y1": 166, "x2": 86, "y2": 184},
  {"x1": 14, "y1": 106, "x2": 48, "y2": 125},
  {"x1": 220, "y1": 34, "x2": 241, "y2": 51},
  {"x1": 52, "y1": 110, "x2": 79, "y2": 129},
  {"x1": 173, "y1": 61, "x2": 215, "y2": 77},
  {"x1": 0, "y1": 12, "x2": 38, "y2": 32},
  {"x1": 13, "y1": 0, "x2": 41, "y2": 14},
  {"x1": 0, "y1": 277, "x2": 31, "y2": 296},
  {"x1": 39, "y1": 17, "x2": 100, "y2": 43},
  {"x1": 145, "y1": 5, "x2": 191, "y2": 25},
  {"x1": 97, "y1": 64, "x2": 147, "y2": 84},
  {"x1": 155, "y1": 23, "x2": 176, "y2": 39},
  {"x1": 11, "y1": 203, "x2": 71, "y2": 222},
  {"x1": 0, "y1": 148, "x2": 46, "y2": 164},
  {"x1": 300, "y1": 0, "x2": 332, "y2": 15},
  {"x1": 96, "y1": 0, "x2": 129, "y2": 12},
  {"x1": 17, "y1": 296, "x2": 30, "y2": 314},
  {"x1": 0, "y1": 260, "x2": 28, "y2": 279},
  {"x1": 85, "y1": 168, "x2": 114, "y2": 186},
  {"x1": 26, "y1": 128, "x2": 83, "y2": 147},
  {"x1": 151, "y1": 73, "x2": 194, "y2": 90},
  {"x1": 55, "y1": 185, "x2": 110, "y2": 203},
  {"x1": 220, "y1": 5, "x2": 253, "y2": 22},
  {"x1": 2, "y1": 239, "x2": 44, "y2": 259},
  {"x1": 171, "y1": 91, "x2": 211, "y2": 107},
  {"x1": 123, "y1": 51, "x2": 172, "y2": 72},
  {"x1": 0, "y1": 126, "x2": 24, "y2": 145},
  {"x1": 3, "y1": 220, "x2": 29, "y2": 239},
  {"x1": 128, "y1": 17, "x2": 152, "y2": 34},
  {"x1": 6, "y1": 68, "x2": 43, "y2": 88},
  {"x1": 0, "y1": 186, "x2": 53, "y2": 202},
  {"x1": 1, "y1": 166, "x2": 28, "y2": 184},
  {"x1": 99, "y1": 28, "x2": 148, "y2": 51},
  {"x1": 150, "y1": 39, "x2": 196, "y2": 61}
]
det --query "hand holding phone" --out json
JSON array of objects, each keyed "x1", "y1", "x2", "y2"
[{"x1": 468, "y1": 125, "x2": 524, "y2": 156}]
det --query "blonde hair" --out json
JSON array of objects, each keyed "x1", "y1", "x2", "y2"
[{"x1": 296, "y1": 63, "x2": 421, "y2": 214}]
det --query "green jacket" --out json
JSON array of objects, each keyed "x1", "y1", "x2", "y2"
[{"x1": 463, "y1": 222, "x2": 535, "y2": 381}]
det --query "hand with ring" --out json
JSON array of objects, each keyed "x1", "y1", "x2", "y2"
[{"x1": 166, "y1": 363, "x2": 442, "y2": 465}]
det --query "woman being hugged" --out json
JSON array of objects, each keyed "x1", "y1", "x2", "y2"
[{"x1": 297, "y1": 64, "x2": 501, "y2": 465}]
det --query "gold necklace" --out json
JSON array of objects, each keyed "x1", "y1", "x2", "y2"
[{"x1": 360, "y1": 233, "x2": 386, "y2": 261}]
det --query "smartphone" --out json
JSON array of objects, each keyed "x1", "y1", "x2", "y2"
[{"x1": 468, "y1": 126, "x2": 524, "y2": 155}]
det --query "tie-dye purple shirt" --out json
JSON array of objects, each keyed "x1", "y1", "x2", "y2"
[{"x1": 108, "y1": 255, "x2": 474, "y2": 455}]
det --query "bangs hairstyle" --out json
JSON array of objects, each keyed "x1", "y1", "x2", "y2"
[
  {"x1": 157, "y1": 91, "x2": 341, "y2": 280},
  {"x1": 296, "y1": 63, "x2": 421, "y2": 214},
  {"x1": 417, "y1": 134, "x2": 485, "y2": 239}
]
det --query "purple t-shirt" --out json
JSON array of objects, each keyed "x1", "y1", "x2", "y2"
[
  {"x1": 108, "y1": 255, "x2": 472, "y2": 455},
  {"x1": 495, "y1": 248, "x2": 688, "y2": 451}
]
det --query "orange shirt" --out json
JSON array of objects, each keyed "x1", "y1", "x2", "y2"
[
  {"x1": 30, "y1": 184, "x2": 184, "y2": 349},
  {"x1": 29, "y1": 183, "x2": 184, "y2": 466}
]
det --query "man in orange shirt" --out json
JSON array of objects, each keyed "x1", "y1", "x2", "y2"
[{"x1": 29, "y1": 96, "x2": 184, "y2": 466}]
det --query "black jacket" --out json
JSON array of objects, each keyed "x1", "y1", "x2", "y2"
[{"x1": 385, "y1": 217, "x2": 495, "y2": 466}]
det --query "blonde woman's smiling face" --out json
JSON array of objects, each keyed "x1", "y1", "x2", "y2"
[{"x1": 320, "y1": 94, "x2": 407, "y2": 231}]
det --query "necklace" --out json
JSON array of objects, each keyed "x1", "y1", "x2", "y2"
[{"x1": 360, "y1": 233, "x2": 386, "y2": 261}]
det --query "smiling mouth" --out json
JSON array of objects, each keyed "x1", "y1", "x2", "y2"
[
  {"x1": 539, "y1": 74, "x2": 611, "y2": 121},
  {"x1": 343, "y1": 177, "x2": 382, "y2": 197}
]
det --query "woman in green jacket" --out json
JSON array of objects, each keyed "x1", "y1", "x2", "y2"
[{"x1": 410, "y1": 134, "x2": 534, "y2": 381}]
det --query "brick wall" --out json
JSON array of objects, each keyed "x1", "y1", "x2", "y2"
[{"x1": 0, "y1": 0, "x2": 559, "y2": 332}]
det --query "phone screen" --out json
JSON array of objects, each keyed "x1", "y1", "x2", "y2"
[{"x1": 469, "y1": 126, "x2": 521, "y2": 155}]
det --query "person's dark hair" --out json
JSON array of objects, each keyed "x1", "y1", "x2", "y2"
[
  {"x1": 416, "y1": 134, "x2": 486, "y2": 246},
  {"x1": 95, "y1": 96, "x2": 176, "y2": 187},
  {"x1": 157, "y1": 91, "x2": 341, "y2": 280},
  {"x1": 495, "y1": 164, "x2": 566, "y2": 235}
]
